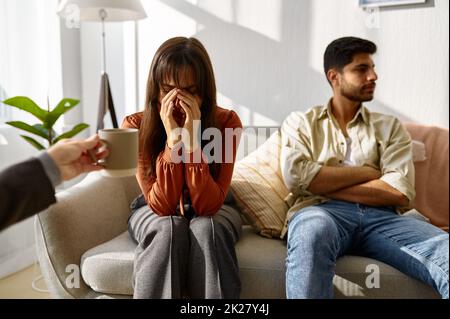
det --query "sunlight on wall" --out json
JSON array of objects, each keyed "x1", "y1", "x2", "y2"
[
  {"x1": 133, "y1": 0, "x2": 283, "y2": 122},
  {"x1": 218, "y1": 92, "x2": 279, "y2": 126},
  {"x1": 233, "y1": 0, "x2": 282, "y2": 42},
  {"x1": 197, "y1": 0, "x2": 234, "y2": 23},
  {"x1": 252, "y1": 111, "x2": 279, "y2": 126},
  {"x1": 136, "y1": 0, "x2": 198, "y2": 110},
  {"x1": 187, "y1": 0, "x2": 283, "y2": 43},
  {"x1": 117, "y1": 0, "x2": 447, "y2": 128},
  {"x1": 217, "y1": 92, "x2": 251, "y2": 124}
]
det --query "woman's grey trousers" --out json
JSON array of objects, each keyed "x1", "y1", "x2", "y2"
[{"x1": 128, "y1": 203, "x2": 243, "y2": 299}]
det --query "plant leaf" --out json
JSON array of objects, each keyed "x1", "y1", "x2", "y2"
[
  {"x1": 6, "y1": 121, "x2": 48, "y2": 139},
  {"x1": 20, "y1": 135, "x2": 46, "y2": 150},
  {"x1": 2, "y1": 96, "x2": 47, "y2": 121},
  {"x1": 44, "y1": 98, "x2": 80, "y2": 129},
  {"x1": 33, "y1": 124, "x2": 56, "y2": 140},
  {"x1": 52, "y1": 123, "x2": 89, "y2": 144}
]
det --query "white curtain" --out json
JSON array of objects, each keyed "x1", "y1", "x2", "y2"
[{"x1": 0, "y1": 0, "x2": 62, "y2": 278}]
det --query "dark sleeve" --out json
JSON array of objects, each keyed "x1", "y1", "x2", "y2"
[{"x1": 0, "y1": 158, "x2": 56, "y2": 231}]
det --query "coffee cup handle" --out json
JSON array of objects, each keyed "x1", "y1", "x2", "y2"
[
  {"x1": 87, "y1": 139, "x2": 108, "y2": 164},
  {"x1": 95, "y1": 139, "x2": 109, "y2": 165}
]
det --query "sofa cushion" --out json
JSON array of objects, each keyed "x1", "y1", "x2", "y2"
[
  {"x1": 236, "y1": 227, "x2": 439, "y2": 299},
  {"x1": 81, "y1": 232, "x2": 135, "y2": 296},
  {"x1": 236, "y1": 226, "x2": 287, "y2": 298},
  {"x1": 80, "y1": 226, "x2": 439, "y2": 298},
  {"x1": 404, "y1": 123, "x2": 449, "y2": 231},
  {"x1": 230, "y1": 132, "x2": 290, "y2": 238},
  {"x1": 333, "y1": 255, "x2": 439, "y2": 299}
]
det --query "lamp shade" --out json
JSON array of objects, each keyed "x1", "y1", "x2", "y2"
[{"x1": 57, "y1": 0, "x2": 147, "y2": 21}]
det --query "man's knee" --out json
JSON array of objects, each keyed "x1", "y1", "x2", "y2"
[{"x1": 287, "y1": 207, "x2": 339, "y2": 249}]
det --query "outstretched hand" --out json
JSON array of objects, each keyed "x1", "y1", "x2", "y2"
[{"x1": 47, "y1": 134, "x2": 109, "y2": 181}]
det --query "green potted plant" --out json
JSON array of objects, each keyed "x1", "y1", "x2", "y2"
[{"x1": 1, "y1": 96, "x2": 89, "y2": 150}]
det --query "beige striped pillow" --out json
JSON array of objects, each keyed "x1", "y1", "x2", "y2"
[{"x1": 230, "y1": 131, "x2": 290, "y2": 239}]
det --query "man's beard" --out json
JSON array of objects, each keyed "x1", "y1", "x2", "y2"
[{"x1": 340, "y1": 80, "x2": 375, "y2": 102}]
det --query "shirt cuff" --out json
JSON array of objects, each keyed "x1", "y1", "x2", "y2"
[
  {"x1": 380, "y1": 171, "x2": 415, "y2": 202},
  {"x1": 37, "y1": 152, "x2": 62, "y2": 188},
  {"x1": 298, "y1": 162, "x2": 322, "y2": 192}
]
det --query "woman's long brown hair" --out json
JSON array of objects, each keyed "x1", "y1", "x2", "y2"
[{"x1": 140, "y1": 37, "x2": 218, "y2": 177}]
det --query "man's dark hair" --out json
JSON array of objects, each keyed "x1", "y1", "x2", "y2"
[{"x1": 324, "y1": 37, "x2": 377, "y2": 83}]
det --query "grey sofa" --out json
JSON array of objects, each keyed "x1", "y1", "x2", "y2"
[{"x1": 35, "y1": 125, "x2": 444, "y2": 299}]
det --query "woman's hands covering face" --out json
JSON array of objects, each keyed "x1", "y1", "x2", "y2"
[
  {"x1": 176, "y1": 89, "x2": 202, "y2": 153},
  {"x1": 159, "y1": 88, "x2": 202, "y2": 152},
  {"x1": 159, "y1": 88, "x2": 180, "y2": 148}
]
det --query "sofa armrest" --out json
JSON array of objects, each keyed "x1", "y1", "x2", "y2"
[{"x1": 35, "y1": 171, "x2": 141, "y2": 298}]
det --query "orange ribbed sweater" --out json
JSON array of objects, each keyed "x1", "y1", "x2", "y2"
[{"x1": 122, "y1": 106, "x2": 242, "y2": 216}]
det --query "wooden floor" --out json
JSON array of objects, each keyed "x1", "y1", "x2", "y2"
[{"x1": 0, "y1": 264, "x2": 52, "y2": 299}]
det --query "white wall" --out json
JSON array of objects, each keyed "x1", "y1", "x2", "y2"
[{"x1": 78, "y1": 0, "x2": 448, "y2": 130}]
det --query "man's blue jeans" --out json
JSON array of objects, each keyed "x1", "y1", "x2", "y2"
[{"x1": 286, "y1": 200, "x2": 449, "y2": 299}]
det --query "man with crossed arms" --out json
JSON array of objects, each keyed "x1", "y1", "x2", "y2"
[{"x1": 281, "y1": 37, "x2": 448, "y2": 299}]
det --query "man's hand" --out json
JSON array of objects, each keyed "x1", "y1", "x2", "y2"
[{"x1": 47, "y1": 135, "x2": 109, "y2": 181}]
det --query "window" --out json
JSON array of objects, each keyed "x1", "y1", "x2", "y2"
[{"x1": 0, "y1": 0, "x2": 62, "y2": 127}]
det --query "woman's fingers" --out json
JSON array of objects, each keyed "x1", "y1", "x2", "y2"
[
  {"x1": 176, "y1": 91, "x2": 200, "y2": 119},
  {"x1": 161, "y1": 88, "x2": 177, "y2": 106},
  {"x1": 178, "y1": 100, "x2": 193, "y2": 121},
  {"x1": 166, "y1": 101, "x2": 175, "y2": 119},
  {"x1": 160, "y1": 88, "x2": 178, "y2": 115},
  {"x1": 176, "y1": 91, "x2": 196, "y2": 108}
]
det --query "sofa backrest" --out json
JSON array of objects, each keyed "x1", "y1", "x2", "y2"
[{"x1": 404, "y1": 123, "x2": 449, "y2": 231}]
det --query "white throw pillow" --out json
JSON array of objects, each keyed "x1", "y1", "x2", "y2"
[{"x1": 230, "y1": 131, "x2": 289, "y2": 238}]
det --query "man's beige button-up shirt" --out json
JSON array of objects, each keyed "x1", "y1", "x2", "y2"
[{"x1": 280, "y1": 99, "x2": 415, "y2": 237}]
